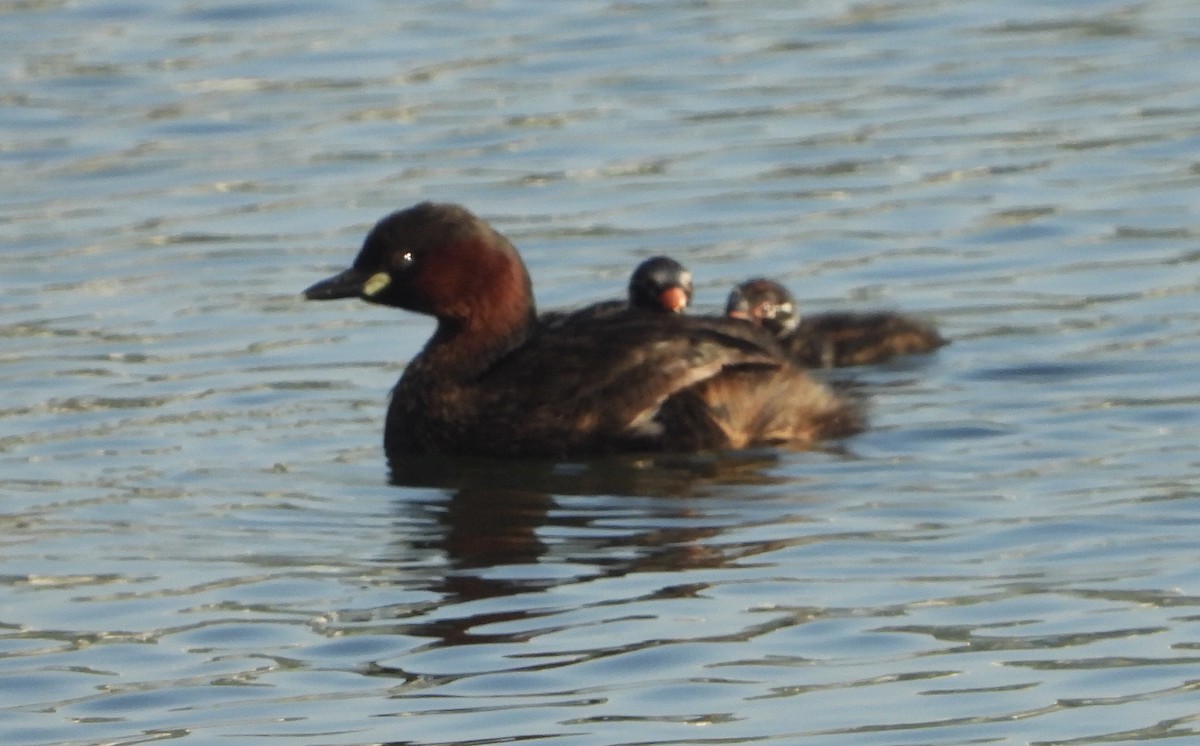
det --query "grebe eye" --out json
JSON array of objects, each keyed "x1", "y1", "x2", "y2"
[{"x1": 396, "y1": 251, "x2": 414, "y2": 269}]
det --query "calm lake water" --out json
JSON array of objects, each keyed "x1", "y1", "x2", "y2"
[{"x1": 3, "y1": 1, "x2": 1200, "y2": 744}]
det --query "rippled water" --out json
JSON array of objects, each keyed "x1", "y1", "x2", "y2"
[{"x1": 4, "y1": 1, "x2": 1200, "y2": 744}]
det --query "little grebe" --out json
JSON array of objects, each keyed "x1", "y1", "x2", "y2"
[
  {"x1": 540, "y1": 255, "x2": 692, "y2": 329},
  {"x1": 726, "y1": 278, "x2": 947, "y2": 368},
  {"x1": 629, "y1": 256, "x2": 692, "y2": 313},
  {"x1": 304, "y1": 203, "x2": 863, "y2": 457}
]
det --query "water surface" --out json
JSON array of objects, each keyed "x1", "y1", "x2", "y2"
[{"x1": 3, "y1": 1, "x2": 1200, "y2": 744}]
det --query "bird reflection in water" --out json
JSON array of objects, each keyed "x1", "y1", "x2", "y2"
[
  {"x1": 356, "y1": 451, "x2": 821, "y2": 683},
  {"x1": 386, "y1": 451, "x2": 793, "y2": 585}
]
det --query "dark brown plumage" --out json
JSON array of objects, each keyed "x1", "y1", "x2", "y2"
[
  {"x1": 725, "y1": 278, "x2": 947, "y2": 368},
  {"x1": 304, "y1": 203, "x2": 863, "y2": 457}
]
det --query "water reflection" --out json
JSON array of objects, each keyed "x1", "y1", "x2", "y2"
[
  {"x1": 381, "y1": 453, "x2": 793, "y2": 638},
  {"x1": 387, "y1": 449, "x2": 792, "y2": 497},
  {"x1": 387, "y1": 450, "x2": 790, "y2": 572},
  {"x1": 6, "y1": 0, "x2": 1200, "y2": 741},
  {"x1": 429, "y1": 486, "x2": 552, "y2": 571},
  {"x1": 353, "y1": 454, "x2": 804, "y2": 697}
]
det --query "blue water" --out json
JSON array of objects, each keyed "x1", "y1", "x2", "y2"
[{"x1": 3, "y1": 1, "x2": 1200, "y2": 744}]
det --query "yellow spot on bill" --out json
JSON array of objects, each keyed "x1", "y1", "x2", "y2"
[{"x1": 363, "y1": 272, "x2": 391, "y2": 297}]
